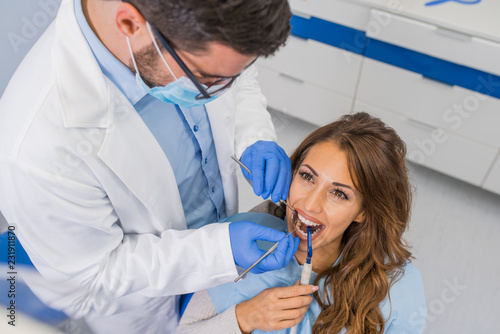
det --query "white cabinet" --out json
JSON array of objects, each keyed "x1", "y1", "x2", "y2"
[
  {"x1": 289, "y1": 0, "x2": 370, "y2": 31},
  {"x1": 366, "y1": 8, "x2": 500, "y2": 77},
  {"x1": 258, "y1": 36, "x2": 361, "y2": 98},
  {"x1": 256, "y1": 33, "x2": 363, "y2": 125},
  {"x1": 356, "y1": 58, "x2": 500, "y2": 148},
  {"x1": 354, "y1": 100, "x2": 498, "y2": 186},
  {"x1": 257, "y1": 66, "x2": 353, "y2": 126},
  {"x1": 355, "y1": 58, "x2": 500, "y2": 186},
  {"x1": 258, "y1": 0, "x2": 500, "y2": 195}
]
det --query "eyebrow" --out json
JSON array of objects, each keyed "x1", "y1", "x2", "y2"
[
  {"x1": 302, "y1": 164, "x2": 356, "y2": 192},
  {"x1": 194, "y1": 57, "x2": 259, "y2": 79},
  {"x1": 196, "y1": 71, "x2": 230, "y2": 79}
]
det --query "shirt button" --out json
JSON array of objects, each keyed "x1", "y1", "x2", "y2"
[
  {"x1": 204, "y1": 157, "x2": 208, "y2": 165},
  {"x1": 211, "y1": 186, "x2": 215, "y2": 193},
  {"x1": 193, "y1": 125, "x2": 199, "y2": 132}
]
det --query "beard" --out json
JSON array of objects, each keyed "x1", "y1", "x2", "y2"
[{"x1": 128, "y1": 43, "x2": 175, "y2": 88}]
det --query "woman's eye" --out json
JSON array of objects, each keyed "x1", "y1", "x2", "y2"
[
  {"x1": 332, "y1": 189, "x2": 348, "y2": 200},
  {"x1": 299, "y1": 171, "x2": 313, "y2": 182}
]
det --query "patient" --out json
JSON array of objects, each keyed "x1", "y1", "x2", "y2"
[{"x1": 177, "y1": 112, "x2": 426, "y2": 333}]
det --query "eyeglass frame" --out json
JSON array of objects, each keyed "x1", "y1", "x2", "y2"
[{"x1": 149, "y1": 24, "x2": 256, "y2": 100}]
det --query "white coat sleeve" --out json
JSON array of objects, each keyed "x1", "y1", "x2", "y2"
[
  {"x1": 0, "y1": 158, "x2": 238, "y2": 318},
  {"x1": 176, "y1": 290, "x2": 242, "y2": 334},
  {"x1": 231, "y1": 64, "x2": 278, "y2": 158}
]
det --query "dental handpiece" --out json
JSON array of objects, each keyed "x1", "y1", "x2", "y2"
[
  {"x1": 300, "y1": 226, "x2": 313, "y2": 285},
  {"x1": 290, "y1": 226, "x2": 313, "y2": 334}
]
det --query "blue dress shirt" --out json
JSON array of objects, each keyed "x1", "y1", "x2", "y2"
[{"x1": 74, "y1": 0, "x2": 226, "y2": 228}]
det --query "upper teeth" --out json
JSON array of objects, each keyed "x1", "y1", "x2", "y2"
[{"x1": 298, "y1": 213, "x2": 322, "y2": 227}]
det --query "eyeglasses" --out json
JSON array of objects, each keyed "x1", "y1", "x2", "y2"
[{"x1": 150, "y1": 24, "x2": 244, "y2": 100}]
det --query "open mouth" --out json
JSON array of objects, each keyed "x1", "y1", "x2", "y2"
[{"x1": 293, "y1": 213, "x2": 325, "y2": 238}]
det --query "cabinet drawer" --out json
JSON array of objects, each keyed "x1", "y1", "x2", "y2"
[
  {"x1": 483, "y1": 153, "x2": 500, "y2": 195},
  {"x1": 257, "y1": 66, "x2": 353, "y2": 126},
  {"x1": 257, "y1": 35, "x2": 362, "y2": 98},
  {"x1": 354, "y1": 101, "x2": 498, "y2": 187},
  {"x1": 357, "y1": 58, "x2": 500, "y2": 148},
  {"x1": 367, "y1": 9, "x2": 500, "y2": 77},
  {"x1": 290, "y1": 0, "x2": 369, "y2": 31}
]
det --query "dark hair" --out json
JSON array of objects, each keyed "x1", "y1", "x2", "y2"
[
  {"x1": 290, "y1": 112, "x2": 413, "y2": 333},
  {"x1": 126, "y1": 0, "x2": 292, "y2": 56}
]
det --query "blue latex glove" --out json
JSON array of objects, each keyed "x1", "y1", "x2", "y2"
[
  {"x1": 229, "y1": 221, "x2": 300, "y2": 274},
  {"x1": 240, "y1": 141, "x2": 292, "y2": 202}
]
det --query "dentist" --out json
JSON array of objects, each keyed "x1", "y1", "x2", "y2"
[{"x1": 0, "y1": 0, "x2": 297, "y2": 333}]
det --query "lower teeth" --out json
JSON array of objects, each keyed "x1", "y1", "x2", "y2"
[{"x1": 295, "y1": 221, "x2": 321, "y2": 236}]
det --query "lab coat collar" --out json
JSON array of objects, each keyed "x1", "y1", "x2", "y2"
[
  {"x1": 51, "y1": 0, "x2": 186, "y2": 228},
  {"x1": 53, "y1": 0, "x2": 111, "y2": 128},
  {"x1": 73, "y1": 0, "x2": 147, "y2": 105},
  {"x1": 98, "y1": 82, "x2": 187, "y2": 230}
]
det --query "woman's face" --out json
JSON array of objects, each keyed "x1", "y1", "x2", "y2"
[{"x1": 286, "y1": 141, "x2": 365, "y2": 269}]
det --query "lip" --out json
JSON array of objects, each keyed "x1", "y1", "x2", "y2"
[{"x1": 292, "y1": 209, "x2": 326, "y2": 242}]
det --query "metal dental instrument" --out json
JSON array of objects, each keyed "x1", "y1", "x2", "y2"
[
  {"x1": 231, "y1": 155, "x2": 299, "y2": 282},
  {"x1": 234, "y1": 226, "x2": 297, "y2": 282},
  {"x1": 231, "y1": 155, "x2": 298, "y2": 220},
  {"x1": 231, "y1": 155, "x2": 252, "y2": 174}
]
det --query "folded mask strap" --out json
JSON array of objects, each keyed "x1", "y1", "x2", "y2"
[
  {"x1": 125, "y1": 36, "x2": 145, "y2": 87},
  {"x1": 146, "y1": 22, "x2": 178, "y2": 80}
]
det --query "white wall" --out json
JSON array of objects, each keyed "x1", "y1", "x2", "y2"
[
  {"x1": 0, "y1": 2, "x2": 62, "y2": 231},
  {"x1": 0, "y1": 0, "x2": 63, "y2": 239},
  {"x1": 0, "y1": 0, "x2": 61, "y2": 95}
]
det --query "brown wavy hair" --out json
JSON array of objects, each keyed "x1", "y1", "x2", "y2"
[{"x1": 289, "y1": 112, "x2": 413, "y2": 333}]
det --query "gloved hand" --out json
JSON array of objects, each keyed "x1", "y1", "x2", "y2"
[
  {"x1": 229, "y1": 221, "x2": 300, "y2": 274},
  {"x1": 240, "y1": 141, "x2": 292, "y2": 202}
]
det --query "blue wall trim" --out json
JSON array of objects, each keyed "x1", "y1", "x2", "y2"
[
  {"x1": 290, "y1": 15, "x2": 367, "y2": 55},
  {"x1": 290, "y1": 15, "x2": 500, "y2": 100},
  {"x1": 364, "y1": 38, "x2": 500, "y2": 99}
]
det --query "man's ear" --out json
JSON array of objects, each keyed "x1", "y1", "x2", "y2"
[{"x1": 116, "y1": 2, "x2": 147, "y2": 38}]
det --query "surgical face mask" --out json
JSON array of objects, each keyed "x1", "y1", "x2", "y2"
[{"x1": 126, "y1": 23, "x2": 222, "y2": 108}]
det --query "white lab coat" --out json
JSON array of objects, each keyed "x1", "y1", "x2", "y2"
[{"x1": 0, "y1": 0, "x2": 276, "y2": 332}]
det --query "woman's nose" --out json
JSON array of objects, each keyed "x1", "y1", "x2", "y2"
[{"x1": 302, "y1": 188, "x2": 323, "y2": 214}]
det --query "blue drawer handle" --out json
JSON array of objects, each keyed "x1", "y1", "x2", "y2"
[{"x1": 425, "y1": 0, "x2": 481, "y2": 6}]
